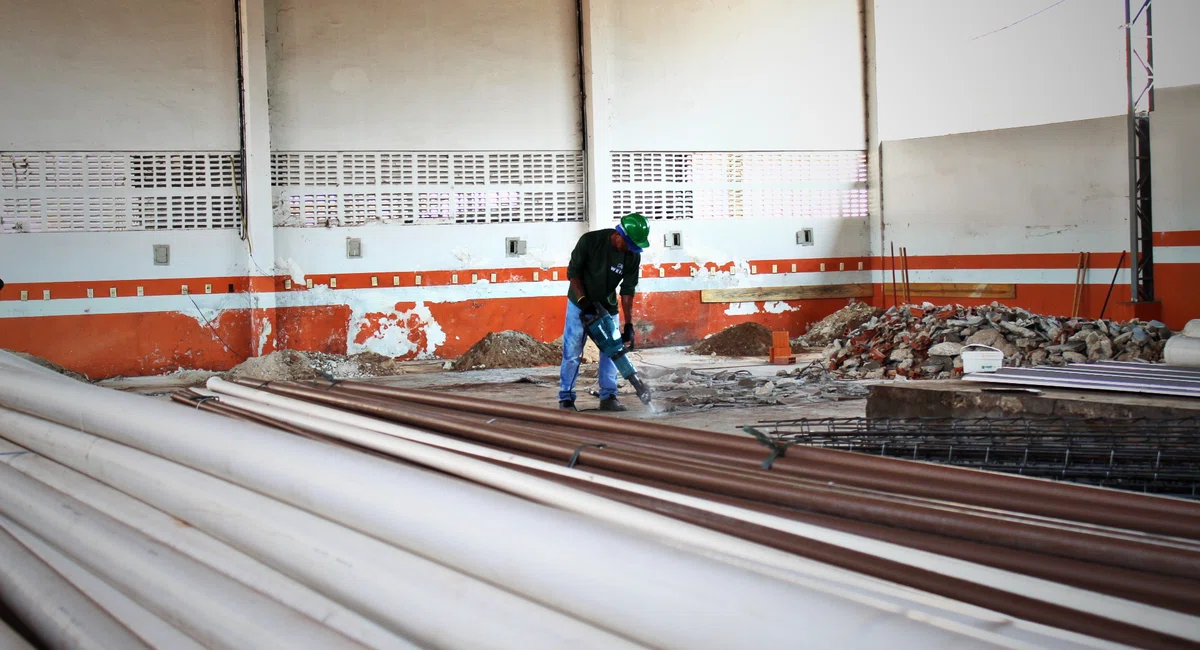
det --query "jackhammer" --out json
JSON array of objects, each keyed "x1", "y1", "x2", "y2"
[{"x1": 581, "y1": 307, "x2": 653, "y2": 405}]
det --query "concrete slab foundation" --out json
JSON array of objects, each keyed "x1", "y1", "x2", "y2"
[{"x1": 867, "y1": 380, "x2": 1200, "y2": 420}]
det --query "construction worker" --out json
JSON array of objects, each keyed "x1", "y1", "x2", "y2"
[{"x1": 559, "y1": 213, "x2": 651, "y2": 412}]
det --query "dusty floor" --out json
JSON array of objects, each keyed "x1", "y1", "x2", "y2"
[{"x1": 104, "y1": 346, "x2": 871, "y2": 436}]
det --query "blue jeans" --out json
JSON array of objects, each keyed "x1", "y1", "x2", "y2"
[{"x1": 559, "y1": 300, "x2": 619, "y2": 402}]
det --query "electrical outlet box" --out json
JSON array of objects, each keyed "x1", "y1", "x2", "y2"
[
  {"x1": 371, "y1": 276, "x2": 379, "y2": 287},
  {"x1": 330, "y1": 277, "x2": 338, "y2": 288},
  {"x1": 181, "y1": 285, "x2": 189, "y2": 295},
  {"x1": 452, "y1": 274, "x2": 459, "y2": 284},
  {"x1": 490, "y1": 273, "x2": 497, "y2": 283},
  {"x1": 797, "y1": 229, "x2": 815, "y2": 247},
  {"x1": 137, "y1": 287, "x2": 144, "y2": 297},
  {"x1": 506, "y1": 238, "x2": 527, "y2": 257},
  {"x1": 153, "y1": 244, "x2": 170, "y2": 265},
  {"x1": 552, "y1": 271, "x2": 559, "y2": 281},
  {"x1": 42, "y1": 290, "x2": 50, "y2": 300},
  {"x1": 415, "y1": 275, "x2": 422, "y2": 286},
  {"x1": 87, "y1": 288, "x2": 94, "y2": 298},
  {"x1": 664, "y1": 232, "x2": 683, "y2": 249},
  {"x1": 284, "y1": 279, "x2": 292, "y2": 290},
  {"x1": 205, "y1": 284, "x2": 213, "y2": 294},
  {"x1": 109, "y1": 288, "x2": 117, "y2": 298},
  {"x1": 306, "y1": 279, "x2": 313, "y2": 289},
  {"x1": 471, "y1": 273, "x2": 479, "y2": 283},
  {"x1": 533, "y1": 272, "x2": 540, "y2": 281},
  {"x1": 19, "y1": 290, "x2": 28, "y2": 301},
  {"x1": 346, "y1": 238, "x2": 362, "y2": 259},
  {"x1": 393, "y1": 276, "x2": 400, "y2": 286}
]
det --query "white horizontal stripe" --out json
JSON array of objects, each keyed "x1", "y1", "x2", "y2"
[
  {"x1": 1155, "y1": 246, "x2": 1200, "y2": 264},
  {"x1": 870, "y1": 268, "x2": 1133, "y2": 285}
]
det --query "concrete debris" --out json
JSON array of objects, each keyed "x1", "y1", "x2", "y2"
[
  {"x1": 640, "y1": 361, "x2": 869, "y2": 412},
  {"x1": 821, "y1": 303, "x2": 1173, "y2": 380},
  {"x1": 690, "y1": 322, "x2": 774, "y2": 357},
  {"x1": 224, "y1": 350, "x2": 404, "y2": 382},
  {"x1": 455, "y1": 331, "x2": 560, "y2": 371},
  {"x1": 796, "y1": 301, "x2": 882, "y2": 349}
]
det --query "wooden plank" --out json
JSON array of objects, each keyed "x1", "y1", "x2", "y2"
[
  {"x1": 700, "y1": 284, "x2": 874, "y2": 304},
  {"x1": 885, "y1": 283, "x2": 1016, "y2": 299}
]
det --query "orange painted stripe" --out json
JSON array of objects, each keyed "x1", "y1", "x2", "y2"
[
  {"x1": 1154, "y1": 230, "x2": 1200, "y2": 247},
  {"x1": 0, "y1": 277, "x2": 250, "y2": 302},
  {"x1": 887, "y1": 252, "x2": 1128, "y2": 271},
  {"x1": 2, "y1": 256, "x2": 873, "y2": 300}
]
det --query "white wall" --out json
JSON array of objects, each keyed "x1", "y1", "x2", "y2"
[
  {"x1": 608, "y1": 0, "x2": 865, "y2": 151},
  {"x1": 881, "y1": 116, "x2": 1129, "y2": 256},
  {"x1": 0, "y1": 0, "x2": 239, "y2": 151},
  {"x1": 266, "y1": 0, "x2": 582, "y2": 151},
  {"x1": 875, "y1": 0, "x2": 1127, "y2": 142},
  {"x1": 1155, "y1": 0, "x2": 1200, "y2": 90},
  {"x1": 0, "y1": 231, "x2": 248, "y2": 284}
]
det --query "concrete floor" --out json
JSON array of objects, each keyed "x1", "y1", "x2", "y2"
[{"x1": 105, "y1": 346, "x2": 870, "y2": 436}]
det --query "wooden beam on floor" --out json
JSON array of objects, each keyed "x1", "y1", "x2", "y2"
[
  {"x1": 700, "y1": 284, "x2": 874, "y2": 304},
  {"x1": 885, "y1": 283, "x2": 1017, "y2": 299}
]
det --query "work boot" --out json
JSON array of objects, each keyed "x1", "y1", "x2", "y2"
[
  {"x1": 598, "y1": 397, "x2": 628, "y2": 412},
  {"x1": 559, "y1": 399, "x2": 577, "y2": 411}
]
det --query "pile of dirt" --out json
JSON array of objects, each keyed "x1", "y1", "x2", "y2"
[
  {"x1": 798, "y1": 301, "x2": 882, "y2": 348},
  {"x1": 550, "y1": 335, "x2": 601, "y2": 364},
  {"x1": 690, "y1": 322, "x2": 774, "y2": 357},
  {"x1": 11, "y1": 352, "x2": 89, "y2": 382},
  {"x1": 454, "y1": 331, "x2": 561, "y2": 371},
  {"x1": 223, "y1": 350, "x2": 403, "y2": 382}
]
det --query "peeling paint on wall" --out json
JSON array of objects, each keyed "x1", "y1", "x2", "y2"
[
  {"x1": 349, "y1": 301, "x2": 447, "y2": 359},
  {"x1": 256, "y1": 317, "x2": 274, "y2": 356},
  {"x1": 764, "y1": 301, "x2": 799, "y2": 314},
  {"x1": 724, "y1": 302, "x2": 760, "y2": 316}
]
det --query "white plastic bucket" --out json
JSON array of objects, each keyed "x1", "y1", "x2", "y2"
[{"x1": 961, "y1": 344, "x2": 1004, "y2": 374}]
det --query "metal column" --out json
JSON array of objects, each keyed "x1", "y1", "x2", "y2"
[{"x1": 1125, "y1": 0, "x2": 1155, "y2": 302}]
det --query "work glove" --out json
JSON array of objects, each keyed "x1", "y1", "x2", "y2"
[
  {"x1": 622, "y1": 323, "x2": 636, "y2": 350},
  {"x1": 581, "y1": 300, "x2": 606, "y2": 321}
]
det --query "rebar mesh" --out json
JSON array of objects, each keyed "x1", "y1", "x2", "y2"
[{"x1": 755, "y1": 417, "x2": 1200, "y2": 498}]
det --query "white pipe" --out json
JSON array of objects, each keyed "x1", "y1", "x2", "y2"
[
  {"x1": 0, "y1": 460, "x2": 368, "y2": 650},
  {"x1": 0, "y1": 519, "x2": 149, "y2": 650},
  {"x1": 1164, "y1": 334, "x2": 1200, "y2": 368},
  {"x1": 205, "y1": 378, "x2": 1199, "y2": 645},
  {"x1": 0, "y1": 517, "x2": 205, "y2": 650},
  {"x1": 0, "y1": 619, "x2": 35, "y2": 650},
  {"x1": 0, "y1": 369, "x2": 998, "y2": 650},
  {"x1": 0, "y1": 351, "x2": 73, "y2": 382},
  {"x1": 0, "y1": 437, "x2": 415, "y2": 650},
  {"x1": 0, "y1": 413, "x2": 641, "y2": 650},
  {"x1": 196, "y1": 387, "x2": 1119, "y2": 650}
]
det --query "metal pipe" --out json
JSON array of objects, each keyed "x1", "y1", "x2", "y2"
[
  {"x1": 0, "y1": 519, "x2": 150, "y2": 650},
  {"x1": 0, "y1": 461, "x2": 368, "y2": 650},
  {"x1": 0, "y1": 369, "x2": 991, "y2": 650},
  {"x1": 0, "y1": 433, "x2": 415, "y2": 650},
  {"x1": 1, "y1": 519, "x2": 207, "y2": 650},
  {"x1": 203, "y1": 378, "x2": 1200, "y2": 645},
  {"x1": 238, "y1": 381, "x2": 1200, "y2": 580},
  {"x1": 328, "y1": 380, "x2": 1200, "y2": 531},
  {"x1": 287, "y1": 386, "x2": 1197, "y2": 540},
  {"x1": 0, "y1": 410, "x2": 633, "y2": 650}
]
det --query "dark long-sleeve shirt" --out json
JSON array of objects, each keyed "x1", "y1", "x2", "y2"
[{"x1": 566, "y1": 229, "x2": 640, "y2": 315}]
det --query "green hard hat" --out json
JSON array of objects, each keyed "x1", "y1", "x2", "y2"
[{"x1": 619, "y1": 213, "x2": 651, "y2": 252}]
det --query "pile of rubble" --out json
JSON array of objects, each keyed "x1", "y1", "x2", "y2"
[
  {"x1": 454, "y1": 331, "x2": 561, "y2": 371},
  {"x1": 225, "y1": 350, "x2": 404, "y2": 382},
  {"x1": 640, "y1": 362, "x2": 869, "y2": 411},
  {"x1": 822, "y1": 303, "x2": 1174, "y2": 380},
  {"x1": 797, "y1": 301, "x2": 881, "y2": 348}
]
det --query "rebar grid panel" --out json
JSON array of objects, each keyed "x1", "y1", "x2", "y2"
[{"x1": 756, "y1": 417, "x2": 1200, "y2": 497}]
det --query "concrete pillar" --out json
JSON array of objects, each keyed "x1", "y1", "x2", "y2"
[
  {"x1": 581, "y1": 0, "x2": 615, "y2": 230},
  {"x1": 238, "y1": 0, "x2": 277, "y2": 356}
]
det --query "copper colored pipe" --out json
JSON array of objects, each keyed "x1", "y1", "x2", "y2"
[
  {"x1": 244, "y1": 381, "x2": 1200, "y2": 580},
  {"x1": 286, "y1": 380, "x2": 1200, "y2": 536},
  {"x1": 890, "y1": 241, "x2": 899, "y2": 309},
  {"x1": 510, "y1": 463, "x2": 1196, "y2": 650}
]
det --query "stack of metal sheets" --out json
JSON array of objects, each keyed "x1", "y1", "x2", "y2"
[{"x1": 963, "y1": 361, "x2": 1200, "y2": 398}]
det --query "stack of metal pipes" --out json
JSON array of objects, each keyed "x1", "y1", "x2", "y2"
[{"x1": 0, "y1": 353, "x2": 1196, "y2": 649}]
